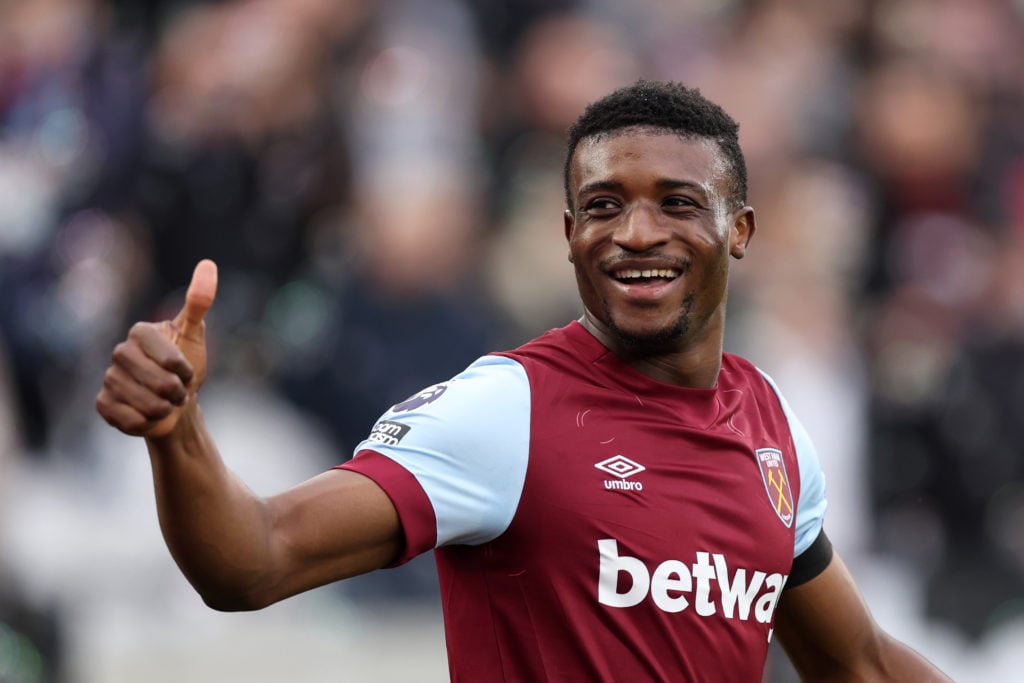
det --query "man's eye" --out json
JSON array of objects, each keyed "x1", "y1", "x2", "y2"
[
  {"x1": 585, "y1": 199, "x2": 619, "y2": 213},
  {"x1": 664, "y1": 196, "x2": 695, "y2": 208}
]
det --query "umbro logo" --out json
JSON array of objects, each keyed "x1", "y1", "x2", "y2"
[
  {"x1": 596, "y1": 455, "x2": 646, "y2": 492},
  {"x1": 596, "y1": 455, "x2": 646, "y2": 479}
]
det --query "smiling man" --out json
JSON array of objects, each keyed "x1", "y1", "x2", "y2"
[
  {"x1": 566, "y1": 125, "x2": 749, "y2": 385},
  {"x1": 96, "y1": 80, "x2": 951, "y2": 681}
]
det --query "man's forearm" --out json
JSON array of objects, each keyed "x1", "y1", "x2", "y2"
[
  {"x1": 870, "y1": 634, "x2": 953, "y2": 683},
  {"x1": 145, "y1": 402, "x2": 278, "y2": 611}
]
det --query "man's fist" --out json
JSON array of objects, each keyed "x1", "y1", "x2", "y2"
[{"x1": 96, "y1": 260, "x2": 218, "y2": 437}]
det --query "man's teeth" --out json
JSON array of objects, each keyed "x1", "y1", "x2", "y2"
[{"x1": 615, "y1": 269, "x2": 679, "y2": 280}]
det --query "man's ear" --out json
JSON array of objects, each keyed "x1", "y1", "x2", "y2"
[
  {"x1": 730, "y1": 207, "x2": 756, "y2": 259},
  {"x1": 564, "y1": 209, "x2": 575, "y2": 262}
]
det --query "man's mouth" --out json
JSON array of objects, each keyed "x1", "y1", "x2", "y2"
[{"x1": 610, "y1": 268, "x2": 681, "y2": 285}]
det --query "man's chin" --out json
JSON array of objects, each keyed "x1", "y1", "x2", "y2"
[{"x1": 607, "y1": 319, "x2": 688, "y2": 355}]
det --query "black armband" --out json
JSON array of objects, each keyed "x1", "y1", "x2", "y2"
[{"x1": 786, "y1": 529, "x2": 833, "y2": 590}]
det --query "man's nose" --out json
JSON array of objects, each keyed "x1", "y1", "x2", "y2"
[{"x1": 613, "y1": 202, "x2": 671, "y2": 251}]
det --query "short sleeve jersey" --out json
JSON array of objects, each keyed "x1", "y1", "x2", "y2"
[{"x1": 338, "y1": 322, "x2": 827, "y2": 682}]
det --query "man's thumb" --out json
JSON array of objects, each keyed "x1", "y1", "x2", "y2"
[{"x1": 175, "y1": 259, "x2": 218, "y2": 339}]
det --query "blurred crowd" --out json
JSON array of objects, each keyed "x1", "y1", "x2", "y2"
[{"x1": 1, "y1": 0, "x2": 1023, "y2": 681}]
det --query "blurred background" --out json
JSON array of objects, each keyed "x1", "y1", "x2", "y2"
[{"x1": 0, "y1": 0, "x2": 1023, "y2": 680}]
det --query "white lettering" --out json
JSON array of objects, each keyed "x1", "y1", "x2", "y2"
[
  {"x1": 603, "y1": 480, "x2": 644, "y2": 491},
  {"x1": 692, "y1": 551, "x2": 717, "y2": 617},
  {"x1": 598, "y1": 539, "x2": 650, "y2": 607},
  {"x1": 754, "y1": 574, "x2": 787, "y2": 623},
  {"x1": 714, "y1": 554, "x2": 765, "y2": 620},
  {"x1": 650, "y1": 560, "x2": 692, "y2": 613},
  {"x1": 596, "y1": 539, "x2": 787, "y2": 625}
]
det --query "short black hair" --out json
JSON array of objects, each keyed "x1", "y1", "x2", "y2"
[{"x1": 563, "y1": 80, "x2": 748, "y2": 210}]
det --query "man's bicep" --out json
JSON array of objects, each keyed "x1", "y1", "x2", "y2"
[
  {"x1": 261, "y1": 469, "x2": 405, "y2": 601},
  {"x1": 775, "y1": 550, "x2": 883, "y2": 679}
]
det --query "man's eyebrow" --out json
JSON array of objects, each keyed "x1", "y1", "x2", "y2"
[
  {"x1": 577, "y1": 179, "x2": 625, "y2": 196},
  {"x1": 655, "y1": 178, "x2": 709, "y2": 198},
  {"x1": 577, "y1": 178, "x2": 710, "y2": 196}
]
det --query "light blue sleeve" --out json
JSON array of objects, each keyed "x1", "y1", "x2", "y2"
[
  {"x1": 758, "y1": 370, "x2": 828, "y2": 558},
  {"x1": 354, "y1": 355, "x2": 531, "y2": 547}
]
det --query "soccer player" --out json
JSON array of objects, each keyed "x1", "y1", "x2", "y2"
[{"x1": 96, "y1": 80, "x2": 951, "y2": 681}]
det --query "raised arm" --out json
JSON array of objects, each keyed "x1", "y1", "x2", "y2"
[
  {"x1": 774, "y1": 549, "x2": 952, "y2": 682},
  {"x1": 96, "y1": 260, "x2": 402, "y2": 611}
]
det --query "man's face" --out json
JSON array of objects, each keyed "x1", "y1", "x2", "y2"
[{"x1": 565, "y1": 130, "x2": 754, "y2": 355}]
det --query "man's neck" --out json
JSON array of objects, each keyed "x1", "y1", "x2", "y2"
[{"x1": 577, "y1": 315, "x2": 725, "y2": 388}]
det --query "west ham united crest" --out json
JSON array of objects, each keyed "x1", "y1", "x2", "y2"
[{"x1": 755, "y1": 448, "x2": 794, "y2": 528}]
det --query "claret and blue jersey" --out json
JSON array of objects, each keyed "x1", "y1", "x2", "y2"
[{"x1": 339, "y1": 321, "x2": 828, "y2": 682}]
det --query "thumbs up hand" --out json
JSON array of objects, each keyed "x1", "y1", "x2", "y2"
[{"x1": 96, "y1": 260, "x2": 218, "y2": 438}]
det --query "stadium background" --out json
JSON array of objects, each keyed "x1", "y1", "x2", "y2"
[{"x1": 0, "y1": 0, "x2": 1023, "y2": 680}]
